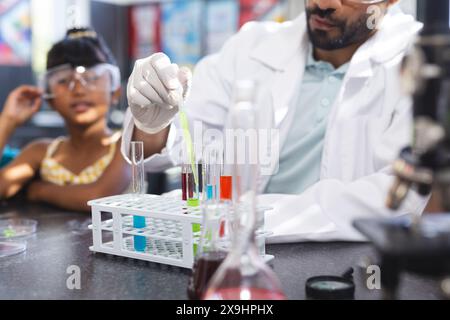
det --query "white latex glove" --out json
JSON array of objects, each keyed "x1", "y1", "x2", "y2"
[{"x1": 127, "y1": 52, "x2": 192, "y2": 134}]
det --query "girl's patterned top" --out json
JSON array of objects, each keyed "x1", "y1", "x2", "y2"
[{"x1": 40, "y1": 137, "x2": 117, "y2": 186}]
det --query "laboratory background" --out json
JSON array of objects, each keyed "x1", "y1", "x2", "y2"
[
  {"x1": 2, "y1": 0, "x2": 450, "y2": 304},
  {"x1": 0, "y1": 0, "x2": 416, "y2": 156},
  {"x1": 0, "y1": 0, "x2": 418, "y2": 193}
]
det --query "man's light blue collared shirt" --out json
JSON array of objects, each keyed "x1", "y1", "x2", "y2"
[{"x1": 265, "y1": 47, "x2": 349, "y2": 194}]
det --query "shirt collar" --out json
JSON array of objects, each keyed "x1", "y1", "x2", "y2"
[{"x1": 306, "y1": 45, "x2": 349, "y2": 76}]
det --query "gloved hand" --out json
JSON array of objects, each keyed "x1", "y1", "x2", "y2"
[{"x1": 127, "y1": 52, "x2": 192, "y2": 134}]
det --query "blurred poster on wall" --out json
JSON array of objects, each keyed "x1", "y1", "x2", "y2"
[
  {"x1": 129, "y1": 4, "x2": 161, "y2": 61},
  {"x1": 161, "y1": 0, "x2": 202, "y2": 67},
  {"x1": 261, "y1": 0, "x2": 288, "y2": 23},
  {"x1": 205, "y1": 0, "x2": 238, "y2": 55},
  {"x1": 0, "y1": 0, "x2": 31, "y2": 66},
  {"x1": 239, "y1": 0, "x2": 286, "y2": 26}
]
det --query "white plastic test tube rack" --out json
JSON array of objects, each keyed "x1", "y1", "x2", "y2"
[{"x1": 88, "y1": 194, "x2": 273, "y2": 269}]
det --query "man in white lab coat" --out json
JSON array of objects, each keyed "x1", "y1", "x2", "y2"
[{"x1": 122, "y1": 0, "x2": 428, "y2": 243}]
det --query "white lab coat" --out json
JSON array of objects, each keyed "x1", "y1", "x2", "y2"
[{"x1": 122, "y1": 6, "x2": 428, "y2": 243}]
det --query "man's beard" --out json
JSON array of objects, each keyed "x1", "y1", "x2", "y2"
[{"x1": 306, "y1": 6, "x2": 373, "y2": 51}]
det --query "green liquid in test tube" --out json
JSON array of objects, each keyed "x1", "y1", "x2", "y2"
[
  {"x1": 179, "y1": 108, "x2": 199, "y2": 189},
  {"x1": 184, "y1": 151, "x2": 200, "y2": 256},
  {"x1": 179, "y1": 105, "x2": 201, "y2": 256}
]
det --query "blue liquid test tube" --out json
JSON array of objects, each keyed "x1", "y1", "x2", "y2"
[
  {"x1": 133, "y1": 215, "x2": 146, "y2": 252},
  {"x1": 206, "y1": 184, "x2": 214, "y2": 200},
  {"x1": 131, "y1": 141, "x2": 146, "y2": 252},
  {"x1": 204, "y1": 145, "x2": 220, "y2": 202}
]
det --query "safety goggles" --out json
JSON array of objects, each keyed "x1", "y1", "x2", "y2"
[{"x1": 42, "y1": 63, "x2": 121, "y2": 98}]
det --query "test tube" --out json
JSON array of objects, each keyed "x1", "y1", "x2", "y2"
[
  {"x1": 181, "y1": 163, "x2": 189, "y2": 201},
  {"x1": 204, "y1": 145, "x2": 229, "y2": 238},
  {"x1": 217, "y1": 135, "x2": 232, "y2": 202},
  {"x1": 220, "y1": 165, "x2": 233, "y2": 202},
  {"x1": 180, "y1": 144, "x2": 202, "y2": 255},
  {"x1": 131, "y1": 141, "x2": 146, "y2": 252},
  {"x1": 180, "y1": 143, "x2": 198, "y2": 205},
  {"x1": 181, "y1": 142, "x2": 200, "y2": 208},
  {"x1": 204, "y1": 145, "x2": 220, "y2": 202},
  {"x1": 186, "y1": 166, "x2": 199, "y2": 207},
  {"x1": 188, "y1": 163, "x2": 201, "y2": 255}
]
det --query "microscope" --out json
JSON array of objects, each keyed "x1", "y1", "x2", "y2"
[{"x1": 354, "y1": 0, "x2": 450, "y2": 300}]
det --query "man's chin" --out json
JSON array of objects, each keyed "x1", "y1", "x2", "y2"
[
  {"x1": 307, "y1": 28, "x2": 339, "y2": 48},
  {"x1": 310, "y1": 37, "x2": 345, "y2": 51}
]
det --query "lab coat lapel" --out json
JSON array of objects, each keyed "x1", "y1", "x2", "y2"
[
  {"x1": 322, "y1": 6, "x2": 422, "y2": 180},
  {"x1": 270, "y1": 52, "x2": 307, "y2": 128},
  {"x1": 249, "y1": 14, "x2": 309, "y2": 128}
]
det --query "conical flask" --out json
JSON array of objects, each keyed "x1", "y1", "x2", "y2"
[
  {"x1": 203, "y1": 80, "x2": 286, "y2": 300},
  {"x1": 187, "y1": 201, "x2": 229, "y2": 300}
]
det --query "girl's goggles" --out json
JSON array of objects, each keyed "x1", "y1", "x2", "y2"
[{"x1": 43, "y1": 63, "x2": 121, "y2": 96}]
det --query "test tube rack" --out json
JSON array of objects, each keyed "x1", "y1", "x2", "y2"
[{"x1": 88, "y1": 194, "x2": 274, "y2": 269}]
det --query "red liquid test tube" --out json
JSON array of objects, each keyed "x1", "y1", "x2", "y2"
[{"x1": 220, "y1": 176, "x2": 232, "y2": 201}]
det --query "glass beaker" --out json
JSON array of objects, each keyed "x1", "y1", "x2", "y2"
[{"x1": 203, "y1": 80, "x2": 286, "y2": 300}]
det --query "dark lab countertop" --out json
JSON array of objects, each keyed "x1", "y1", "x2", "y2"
[{"x1": 0, "y1": 200, "x2": 443, "y2": 300}]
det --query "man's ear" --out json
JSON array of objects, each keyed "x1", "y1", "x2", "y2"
[{"x1": 111, "y1": 87, "x2": 121, "y2": 105}]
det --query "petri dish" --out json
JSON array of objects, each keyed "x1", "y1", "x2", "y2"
[
  {"x1": 0, "y1": 219, "x2": 38, "y2": 240},
  {"x1": 0, "y1": 241, "x2": 27, "y2": 258}
]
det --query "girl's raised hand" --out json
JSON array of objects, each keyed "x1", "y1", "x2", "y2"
[{"x1": 1, "y1": 86, "x2": 43, "y2": 128}]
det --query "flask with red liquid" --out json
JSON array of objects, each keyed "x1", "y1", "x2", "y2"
[
  {"x1": 203, "y1": 81, "x2": 286, "y2": 301},
  {"x1": 187, "y1": 202, "x2": 229, "y2": 300}
]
